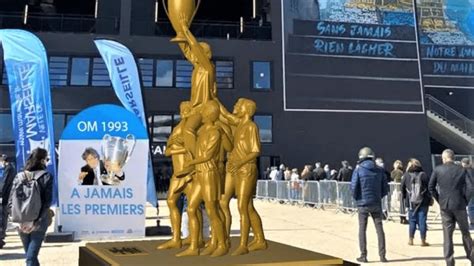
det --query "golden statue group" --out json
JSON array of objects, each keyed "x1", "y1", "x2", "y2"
[{"x1": 157, "y1": 0, "x2": 267, "y2": 257}]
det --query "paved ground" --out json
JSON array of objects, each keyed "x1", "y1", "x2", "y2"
[{"x1": 1, "y1": 199, "x2": 473, "y2": 265}]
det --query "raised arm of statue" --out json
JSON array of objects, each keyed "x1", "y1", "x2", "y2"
[
  {"x1": 179, "y1": 16, "x2": 213, "y2": 71},
  {"x1": 214, "y1": 98, "x2": 240, "y2": 126},
  {"x1": 178, "y1": 43, "x2": 193, "y2": 63}
]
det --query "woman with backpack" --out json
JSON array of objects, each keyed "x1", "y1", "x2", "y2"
[
  {"x1": 401, "y1": 158, "x2": 431, "y2": 247},
  {"x1": 9, "y1": 148, "x2": 53, "y2": 266}
]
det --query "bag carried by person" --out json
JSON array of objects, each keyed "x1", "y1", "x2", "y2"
[
  {"x1": 10, "y1": 170, "x2": 46, "y2": 223},
  {"x1": 409, "y1": 172, "x2": 425, "y2": 207}
]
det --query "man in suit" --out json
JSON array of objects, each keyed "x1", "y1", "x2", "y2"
[
  {"x1": 429, "y1": 149, "x2": 474, "y2": 266},
  {"x1": 78, "y1": 148, "x2": 125, "y2": 186}
]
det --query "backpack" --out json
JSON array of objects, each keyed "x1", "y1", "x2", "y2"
[
  {"x1": 409, "y1": 172, "x2": 425, "y2": 206},
  {"x1": 11, "y1": 170, "x2": 46, "y2": 223}
]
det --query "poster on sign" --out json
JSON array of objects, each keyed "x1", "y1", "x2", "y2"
[{"x1": 57, "y1": 104, "x2": 148, "y2": 240}]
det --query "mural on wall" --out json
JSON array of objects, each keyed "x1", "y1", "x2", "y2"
[
  {"x1": 417, "y1": 0, "x2": 474, "y2": 89},
  {"x1": 282, "y1": 0, "x2": 425, "y2": 113}
]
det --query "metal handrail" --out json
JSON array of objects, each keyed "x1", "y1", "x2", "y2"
[
  {"x1": 150, "y1": 19, "x2": 272, "y2": 40},
  {"x1": 425, "y1": 94, "x2": 474, "y2": 136},
  {"x1": 0, "y1": 12, "x2": 119, "y2": 34}
]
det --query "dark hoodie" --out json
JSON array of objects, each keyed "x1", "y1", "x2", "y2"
[{"x1": 351, "y1": 159, "x2": 389, "y2": 207}]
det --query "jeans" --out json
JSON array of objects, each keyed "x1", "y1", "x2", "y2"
[
  {"x1": 358, "y1": 206, "x2": 386, "y2": 258},
  {"x1": 19, "y1": 230, "x2": 46, "y2": 266},
  {"x1": 468, "y1": 198, "x2": 474, "y2": 225},
  {"x1": 440, "y1": 209, "x2": 474, "y2": 266},
  {"x1": 408, "y1": 205, "x2": 428, "y2": 239}
]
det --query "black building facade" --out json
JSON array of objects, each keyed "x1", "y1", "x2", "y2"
[{"x1": 2, "y1": 0, "x2": 458, "y2": 193}]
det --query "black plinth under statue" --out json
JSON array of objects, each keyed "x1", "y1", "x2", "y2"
[
  {"x1": 145, "y1": 202, "x2": 171, "y2": 236},
  {"x1": 45, "y1": 225, "x2": 75, "y2": 243}
]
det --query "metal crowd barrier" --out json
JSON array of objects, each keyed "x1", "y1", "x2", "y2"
[
  {"x1": 276, "y1": 181, "x2": 290, "y2": 203},
  {"x1": 302, "y1": 181, "x2": 320, "y2": 208},
  {"x1": 256, "y1": 180, "x2": 268, "y2": 200},
  {"x1": 336, "y1": 182, "x2": 357, "y2": 213},
  {"x1": 289, "y1": 181, "x2": 304, "y2": 204},
  {"x1": 318, "y1": 180, "x2": 338, "y2": 208},
  {"x1": 255, "y1": 180, "x2": 441, "y2": 220}
]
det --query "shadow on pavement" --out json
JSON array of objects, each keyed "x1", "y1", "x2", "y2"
[
  {"x1": 387, "y1": 256, "x2": 466, "y2": 263},
  {"x1": 0, "y1": 253, "x2": 25, "y2": 260}
]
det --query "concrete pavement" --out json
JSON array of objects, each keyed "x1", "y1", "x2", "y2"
[{"x1": 1, "y1": 200, "x2": 473, "y2": 265}]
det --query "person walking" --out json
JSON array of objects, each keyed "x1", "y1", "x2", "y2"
[
  {"x1": 9, "y1": 148, "x2": 53, "y2": 266},
  {"x1": 429, "y1": 149, "x2": 474, "y2": 266},
  {"x1": 401, "y1": 158, "x2": 431, "y2": 246},
  {"x1": 351, "y1": 147, "x2": 389, "y2": 263},
  {"x1": 462, "y1": 158, "x2": 474, "y2": 228},
  {"x1": 0, "y1": 154, "x2": 16, "y2": 249}
]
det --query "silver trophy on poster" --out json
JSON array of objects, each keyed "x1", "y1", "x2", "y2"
[{"x1": 100, "y1": 134, "x2": 136, "y2": 185}]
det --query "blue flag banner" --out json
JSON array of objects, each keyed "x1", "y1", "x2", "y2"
[
  {"x1": 94, "y1": 39, "x2": 157, "y2": 206},
  {"x1": 0, "y1": 29, "x2": 58, "y2": 204}
]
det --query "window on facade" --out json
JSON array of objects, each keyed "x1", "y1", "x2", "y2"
[
  {"x1": 254, "y1": 115, "x2": 272, "y2": 143},
  {"x1": 156, "y1": 60, "x2": 174, "y2": 87},
  {"x1": 49, "y1": 57, "x2": 69, "y2": 86},
  {"x1": 252, "y1": 61, "x2": 271, "y2": 90},
  {"x1": 138, "y1": 58, "x2": 154, "y2": 88},
  {"x1": 0, "y1": 114, "x2": 14, "y2": 143},
  {"x1": 173, "y1": 114, "x2": 181, "y2": 127},
  {"x1": 175, "y1": 60, "x2": 192, "y2": 89},
  {"x1": 91, "y1": 58, "x2": 111, "y2": 86},
  {"x1": 70, "y1": 58, "x2": 90, "y2": 85},
  {"x1": 216, "y1": 61, "x2": 234, "y2": 89},
  {"x1": 151, "y1": 115, "x2": 172, "y2": 142}
]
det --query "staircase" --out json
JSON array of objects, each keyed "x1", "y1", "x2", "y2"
[{"x1": 425, "y1": 94, "x2": 474, "y2": 154}]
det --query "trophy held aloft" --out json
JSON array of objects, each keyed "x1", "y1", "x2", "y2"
[{"x1": 163, "y1": 0, "x2": 201, "y2": 42}]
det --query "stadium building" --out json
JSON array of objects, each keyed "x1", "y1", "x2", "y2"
[{"x1": 0, "y1": 0, "x2": 472, "y2": 194}]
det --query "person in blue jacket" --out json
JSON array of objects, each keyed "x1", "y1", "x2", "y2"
[{"x1": 351, "y1": 147, "x2": 389, "y2": 263}]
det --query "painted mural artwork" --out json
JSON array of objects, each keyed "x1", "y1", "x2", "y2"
[
  {"x1": 417, "y1": 0, "x2": 474, "y2": 88},
  {"x1": 282, "y1": 0, "x2": 425, "y2": 113}
]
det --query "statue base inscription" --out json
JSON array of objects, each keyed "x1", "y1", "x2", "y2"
[{"x1": 79, "y1": 237, "x2": 355, "y2": 265}]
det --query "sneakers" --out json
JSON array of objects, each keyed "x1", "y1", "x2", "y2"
[
  {"x1": 356, "y1": 256, "x2": 388, "y2": 263},
  {"x1": 356, "y1": 256, "x2": 368, "y2": 263},
  {"x1": 408, "y1": 238, "x2": 414, "y2": 246}
]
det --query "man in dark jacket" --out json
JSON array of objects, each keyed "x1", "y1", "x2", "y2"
[
  {"x1": 351, "y1": 147, "x2": 389, "y2": 263},
  {"x1": 429, "y1": 150, "x2": 474, "y2": 266},
  {"x1": 337, "y1": 160, "x2": 353, "y2": 182},
  {"x1": 0, "y1": 154, "x2": 16, "y2": 249},
  {"x1": 312, "y1": 162, "x2": 326, "y2": 181}
]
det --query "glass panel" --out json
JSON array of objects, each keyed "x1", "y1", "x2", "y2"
[
  {"x1": 216, "y1": 60, "x2": 233, "y2": 89},
  {"x1": 173, "y1": 114, "x2": 181, "y2": 126},
  {"x1": 176, "y1": 60, "x2": 192, "y2": 88},
  {"x1": 152, "y1": 115, "x2": 172, "y2": 142},
  {"x1": 53, "y1": 114, "x2": 66, "y2": 141},
  {"x1": 70, "y1": 58, "x2": 90, "y2": 85},
  {"x1": 254, "y1": 115, "x2": 272, "y2": 143},
  {"x1": 0, "y1": 114, "x2": 14, "y2": 143},
  {"x1": 138, "y1": 58, "x2": 154, "y2": 88},
  {"x1": 252, "y1": 61, "x2": 271, "y2": 90},
  {"x1": 49, "y1": 56, "x2": 69, "y2": 86},
  {"x1": 92, "y1": 58, "x2": 111, "y2": 87},
  {"x1": 156, "y1": 60, "x2": 173, "y2": 87}
]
